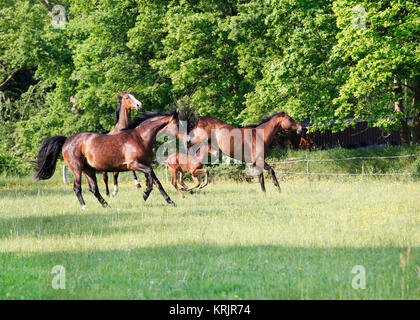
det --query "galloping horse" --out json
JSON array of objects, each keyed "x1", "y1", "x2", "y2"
[
  {"x1": 166, "y1": 143, "x2": 214, "y2": 198},
  {"x1": 186, "y1": 112, "x2": 302, "y2": 192},
  {"x1": 103, "y1": 92, "x2": 142, "y2": 197},
  {"x1": 33, "y1": 110, "x2": 183, "y2": 208}
]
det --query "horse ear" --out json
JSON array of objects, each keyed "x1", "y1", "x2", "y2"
[{"x1": 129, "y1": 89, "x2": 133, "y2": 94}]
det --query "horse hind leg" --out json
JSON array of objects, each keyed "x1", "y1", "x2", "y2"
[
  {"x1": 178, "y1": 171, "x2": 193, "y2": 194},
  {"x1": 264, "y1": 161, "x2": 281, "y2": 192},
  {"x1": 111, "y1": 172, "x2": 119, "y2": 197},
  {"x1": 73, "y1": 168, "x2": 87, "y2": 210},
  {"x1": 84, "y1": 167, "x2": 110, "y2": 208},
  {"x1": 103, "y1": 172, "x2": 110, "y2": 197},
  {"x1": 186, "y1": 174, "x2": 201, "y2": 192}
]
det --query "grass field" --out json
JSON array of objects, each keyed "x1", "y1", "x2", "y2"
[{"x1": 0, "y1": 173, "x2": 419, "y2": 299}]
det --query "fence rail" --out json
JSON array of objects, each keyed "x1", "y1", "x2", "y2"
[{"x1": 0, "y1": 154, "x2": 418, "y2": 183}]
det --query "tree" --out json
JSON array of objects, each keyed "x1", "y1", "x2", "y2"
[
  {"x1": 331, "y1": 0, "x2": 420, "y2": 143},
  {"x1": 233, "y1": 0, "x2": 341, "y2": 131}
]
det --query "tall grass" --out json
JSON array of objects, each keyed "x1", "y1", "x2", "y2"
[{"x1": 0, "y1": 172, "x2": 418, "y2": 299}]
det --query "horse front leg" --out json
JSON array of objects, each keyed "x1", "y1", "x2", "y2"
[
  {"x1": 132, "y1": 171, "x2": 141, "y2": 189},
  {"x1": 171, "y1": 168, "x2": 185, "y2": 199},
  {"x1": 142, "y1": 173, "x2": 153, "y2": 201},
  {"x1": 197, "y1": 169, "x2": 209, "y2": 189},
  {"x1": 128, "y1": 161, "x2": 175, "y2": 206},
  {"x1": 257, "y1": 167, "x2": 266, "y2": 192},
  {"x1": 84, "y1": 167, "x2": 110, "y2": 208}
]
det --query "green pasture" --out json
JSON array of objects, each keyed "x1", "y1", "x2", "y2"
[{"x1": 0, "y1": 172, "x2": 419, "y2": 299}]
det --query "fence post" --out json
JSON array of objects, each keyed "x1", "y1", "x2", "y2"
[
  {"x1": 361, "y1": 160, "x2": 365, "y2": 178},
  {"x1": 306, "y1": 160, "x2": 310, "y2": 178},
  {"x1": 62, "y1": 165, "x2": 68, "y2": 184}
]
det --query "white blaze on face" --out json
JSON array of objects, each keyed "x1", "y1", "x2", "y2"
[{"x1": 128, "y1": 94, "x2": 142, "y2": 110}]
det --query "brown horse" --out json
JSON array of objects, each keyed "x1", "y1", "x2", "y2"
[
  {"x1": 166, "y1": 143, "x2": 214, "y2": 198},
  {"x1": 103, "y1": 92, "x2": 142, "y2": 197},
  {"x1": 33, "y1": 110, "x2": 183, "y2": 208},
  {"x1": 187, "y1": 112, "x2": 302, "y2": 192}
]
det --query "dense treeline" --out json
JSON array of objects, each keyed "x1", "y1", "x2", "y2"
[{"x1": 0, "y1": 0, "x2": 419, "y2": 162}]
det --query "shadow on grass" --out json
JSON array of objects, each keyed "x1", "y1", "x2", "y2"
[
  {"x1": 0, "y1": 187, "x2": 74, "y2": 199},
  {"x1": 0, "y1": 210, "x2": 181, "y2": 238},
  {"x1": 0, "y1": 244, "x2": 418, "y2": 299}
]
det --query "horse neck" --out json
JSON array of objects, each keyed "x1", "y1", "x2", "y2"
[
  {"x1": 205, "y1": 117, "x2": 236, "y2": 134},
  {"x1": 257, "y1": 117, "x2": 281, "y2": 145},
  {"x1": 135, "y1": 116, "x2": 172, "y2": 149},
  {"x1": 115, "y1": 106, "x2": 131, "y2": 130}
]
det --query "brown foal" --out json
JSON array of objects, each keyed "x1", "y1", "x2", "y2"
[{"x1": 167, "y1": 143, "x2": 214, "y2": 198}]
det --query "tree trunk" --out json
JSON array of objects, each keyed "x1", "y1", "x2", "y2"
[
  {"x1": 393, "y1": 77, "x2": 410, "y2": 145},
  {"x1": 412, "y1": 76, "x2": 420, "y2": 145}
]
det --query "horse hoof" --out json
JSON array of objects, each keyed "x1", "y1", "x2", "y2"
[
  {"x1": 111, "y1": 192, "x2": 117, "y2": 197},
  {"x1": 168, "y1": 201, "x2": 176, "y2": 207},
  {"x1": 81, "y1": 205, "x2": 87, "y2": 211},
  {"x1": 142, "y1": 192, "x2": 149, "y2": 201}
]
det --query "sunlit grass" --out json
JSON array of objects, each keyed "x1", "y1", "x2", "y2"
[{"x1": 0, "y1": 174, "x2": 419, "y2": 299}]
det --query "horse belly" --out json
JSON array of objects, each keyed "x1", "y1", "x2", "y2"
[{"x1": 84, "y1": 140, "x2": 128, "y2": 171}]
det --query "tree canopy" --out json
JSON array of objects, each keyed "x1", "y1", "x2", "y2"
[{"x1": 0, "y1": 0, "x2": 419, "y2": 160}]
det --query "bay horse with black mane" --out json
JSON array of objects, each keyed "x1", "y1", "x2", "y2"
[
  {"x1": 186, "y1": 112, "x2": 302, "y2": 192},
  {"x1": 103, "y1": 92, "x2": 142, "y2": 197},
  {"x1": 33, "y1": 110, "x2": 183, "y2": 208}
]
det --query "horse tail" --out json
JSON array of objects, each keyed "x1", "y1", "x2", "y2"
[{"x1": 33, "y1": 135, "x2": 67, "y2": 180}]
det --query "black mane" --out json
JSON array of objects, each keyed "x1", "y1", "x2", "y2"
[
  {"x1": 186, "y1": 114, "x2": 201, "y2": 132},
  {"x1": 243, "y1": 111, "x2": 286, "y2": 128},
  {"x1": 123, "y1": 109, "x2": 178, "y2": 130},
  {"x1": 114, "y1": 95, "x2": 122, "y2": 125}
]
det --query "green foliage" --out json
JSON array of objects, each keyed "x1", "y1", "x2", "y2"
[
  {"x1": 331, "y1": 0, "x2": 420, "y2": 130},
  {"x1": 0, "y1": 0, "x2": 419, "y2": 160}
]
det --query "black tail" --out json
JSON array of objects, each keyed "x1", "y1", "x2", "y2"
[{"x1": 33, "y1": 136, "x2": 67, "y2": 180}]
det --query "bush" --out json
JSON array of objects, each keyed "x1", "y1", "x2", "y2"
[{"x1": 0, "y1": 153, "x2": 31, "y2": 176}]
